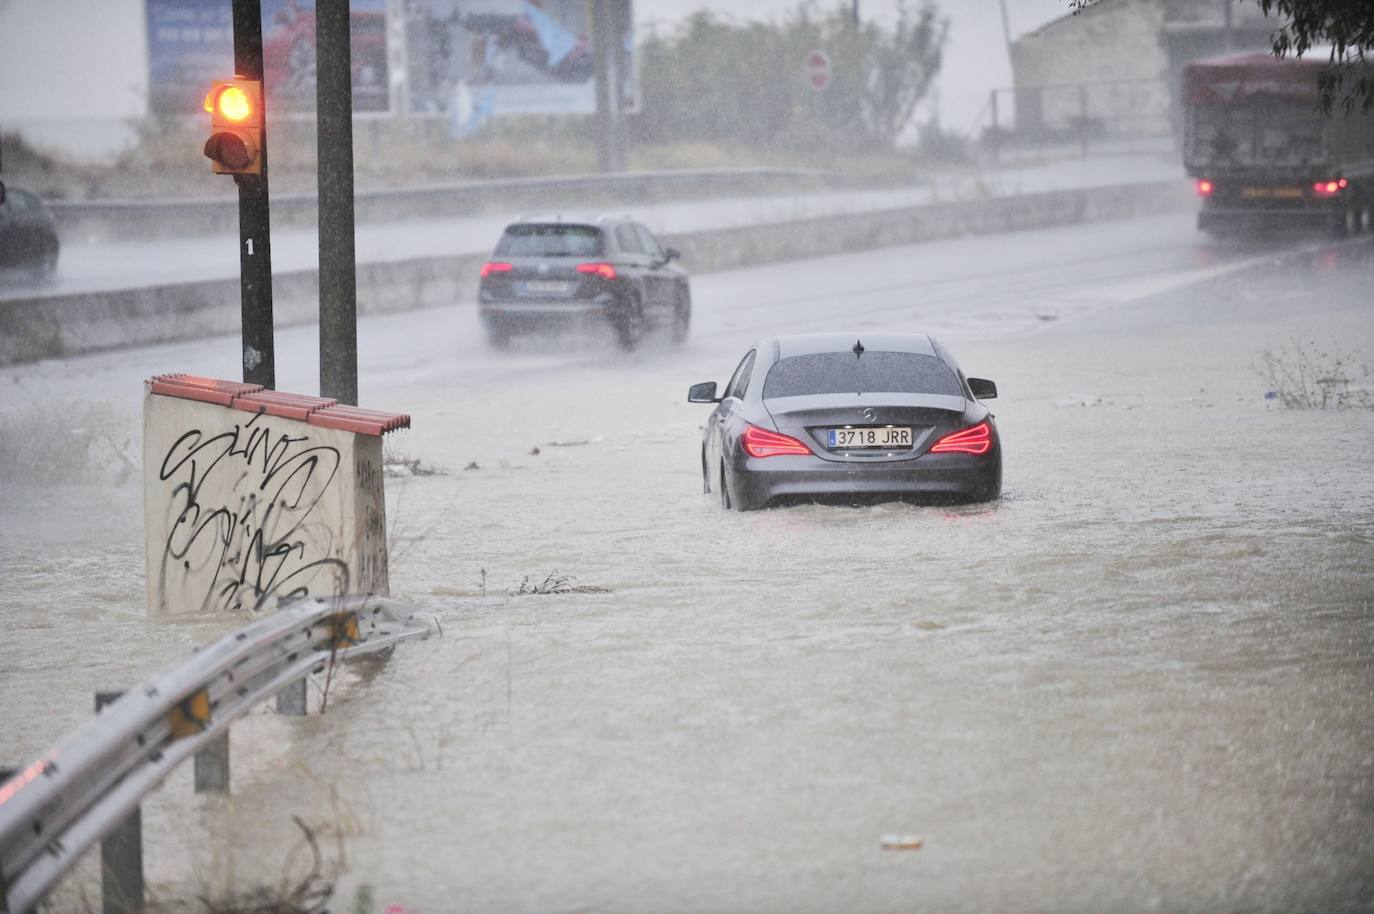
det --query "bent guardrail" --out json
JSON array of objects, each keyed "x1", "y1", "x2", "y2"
[{"x1": 0, "y1": 594, "x2": 434, "y2": 914}]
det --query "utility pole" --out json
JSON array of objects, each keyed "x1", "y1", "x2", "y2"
[
  {"x1": 233, "y1": 0, "x2": 275, "y2": 389},
  {"x1": 317, "y1": 0, "x2": 359, "y2": 406},
  {"x1": 590, "y1": 0, "x2": 627, "y2": 172}
]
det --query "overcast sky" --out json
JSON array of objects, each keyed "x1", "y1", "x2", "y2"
[{"x1": 635, "y1": 0, "x2": 1075, "y2": 136}]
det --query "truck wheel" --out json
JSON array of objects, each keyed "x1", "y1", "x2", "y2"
[
  {"x1": 1344, "y1": 205, "x2": 1360, "y2": 237},
  {"x1": 1360, "y1": 205, "x2": 1372, "y2": 234}
]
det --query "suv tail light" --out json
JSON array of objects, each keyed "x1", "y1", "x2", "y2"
[
  {"x1": 576, "y1": 262, "x2": 617, "y2": 280},
  {"x1": 929, "y1": 422, "x2": 992, "y2": 455},
  {"x1": 480, "y1": 261, "x2": 513, "y2": 278},
  {"x1": 1195, "y1": 178, "x2": 1214, "y2": 197},
  {"x1": 1312, "y1": 179, "x2": 1347, "y2": 197},
  {"x1": 741, "y1": 424, "x2": 811, "y2": 458}
]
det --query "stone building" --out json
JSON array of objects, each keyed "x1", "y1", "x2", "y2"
[{"x1": 1008, "y1": 0, "x2": 1276, "y2": 140}]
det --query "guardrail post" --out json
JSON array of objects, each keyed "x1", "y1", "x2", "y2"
[
  {"x1": 277, "y1": 680, "x2": 308, "y2": 716},
  {"x1": 194, "y1": 734, "x2": 230, "y2": 793},
  {"x1": 95, "y1": 692, "x2": 144, "y2": 914}
]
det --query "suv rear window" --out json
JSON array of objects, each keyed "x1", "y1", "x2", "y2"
[
  {"x1": 495, "y1": 224, "x2": 603, "y2": 257},
  {"x1": 762, "y1": 352, "x2": 963, "y2": 399}
]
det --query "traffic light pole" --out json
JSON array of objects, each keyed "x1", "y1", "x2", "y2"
[
  {"x1": 317, "y1": 0, "x2": 359, "y2": 406},
  {"x1": 232, "y1": 0, "x2": 275, "y2": 390}
]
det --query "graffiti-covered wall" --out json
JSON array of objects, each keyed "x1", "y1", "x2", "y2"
[{"x1": 143, "y1": 376, "x2": 406, "y2": 616}]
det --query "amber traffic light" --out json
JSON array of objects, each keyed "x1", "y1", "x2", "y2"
[{"x1": 203, "y1": 78, "x2": 263, "y2": 175}]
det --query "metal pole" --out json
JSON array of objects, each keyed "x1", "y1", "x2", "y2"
[
  {"x1": 233, "y1": 0, "x2": 275, "y2": 390},
  {"x1": 318, "y1": 0, "x2": 359, "y2": 407},
  {"x1": 610, "y1": 0, "x2": 630, "y2": 170},
  {"x1": 590, "y1": 0, "x2": 615, "y2": 173},
  {"x1": 194, "y1": 734, "x2": 230, "y2": 793},
  {"x1": 1078, "y1": 83, "x2": 1089, "y2": 157},
  {"x1": 96, "y1": 693, "x2": 144, "y2": 914},
  {"x1": 989, "y1": 88, "x2": 1000, "y2": 164}
]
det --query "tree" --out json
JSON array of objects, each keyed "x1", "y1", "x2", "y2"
[
  {"x1": 637, "y1": 2, "x2": 948, "y2": 154},
  {"x1": 1068, "y1": 0, "x2": 1373, "y2": 113},
  {"x1": 1256, "y1": 0, "x2": 1374, "y2": 113}
]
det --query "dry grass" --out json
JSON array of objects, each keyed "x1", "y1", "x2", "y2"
[
  {"x1": 507, "y1": 570, "x2": 611, "y2": 596},
  {"x1": 1255, "y1": 337, "x2": 1373, "y2": 409}
]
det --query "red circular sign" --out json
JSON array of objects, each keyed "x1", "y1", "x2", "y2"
[{"x1": 807, "y1": 49, "x2": 831, "y2": 91}]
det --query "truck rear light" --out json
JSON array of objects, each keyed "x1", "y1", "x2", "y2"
[
  {"x1": 1196, "y1": 178, "x2": 1214, "y2": 197},
  {"x1": 1312, "y1": 179, "x2": 1346, "y2": 196},
  {"x1": 480, "y1": 262, "x2": 513, "y2": 278},
  {"x1": 576, "y1": 262, "x2": 617, "y2": 280},
  {"x1": 929, "y1": 422, "x2": 992, "y2": 455},
  {"x1": 741, "y1": 424, "x2": 811, "y2": 458}
]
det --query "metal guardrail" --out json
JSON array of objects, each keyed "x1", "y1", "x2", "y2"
[{"x1": 0, "y1": 595, "x2": 434, "y2": 914}]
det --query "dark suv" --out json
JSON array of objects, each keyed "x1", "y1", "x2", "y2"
[
  {"x1": 0, "y1": 185, "x2": 60, "y2": 284},
  {"x1": 478, "y1": 214, "x2": 691, "y2": 350}
]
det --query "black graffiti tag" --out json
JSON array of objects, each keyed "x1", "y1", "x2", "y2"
[{"x1": 158, "y1": 412, "x2": 348, "y2": 613}]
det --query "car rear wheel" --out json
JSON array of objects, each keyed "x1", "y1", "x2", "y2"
[
  {"x1": 719, "y1": 460, "x2": 732, "y2": 509},
  {"x1": 671, "y1": 287, "x2": 691, "y2": 345},
  {"x1": 484, "y1": 321, "x2": 512, "y2": 350},
  {"x1": 613, "y1": 291, "x2": 644, "y2": 351}
]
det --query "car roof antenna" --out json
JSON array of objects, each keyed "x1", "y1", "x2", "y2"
[{"x1": 852, "y1": 339, "x2": 864, "y2": 358}]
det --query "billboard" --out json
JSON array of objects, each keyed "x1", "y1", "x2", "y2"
[
  {"x1": 146, "y1": 0, "x2": 235, "y2": 114},
  {"x1": 146, "y1": 0, "x2": 390, "y2": 114},
  {"x1": 402, "y1": 0, "x2": 635, "y2": 128}
]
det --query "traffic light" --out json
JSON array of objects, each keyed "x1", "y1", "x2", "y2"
[{"x1": 203, "y1": 78, "x2": 263, "y2": 176}]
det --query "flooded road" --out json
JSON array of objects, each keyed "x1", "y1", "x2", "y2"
[{"x1": 2, "y1": 212, "x2": 1372, "y2": 911}]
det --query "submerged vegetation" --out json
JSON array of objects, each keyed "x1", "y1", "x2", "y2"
[{"x1": 1256, "y1": 337, "x2": 1373, "y2": 409}]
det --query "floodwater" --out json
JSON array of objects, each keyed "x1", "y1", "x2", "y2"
[{"x1": 1, "y1": 213, "x2": 1371, "y2": 912}]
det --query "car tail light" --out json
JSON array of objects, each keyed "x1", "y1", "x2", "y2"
[
  {"x1": 480, "y1": 261, "x2": 513, "y2": 278},
  {"x1": 929, "y1": 422, "x2": 992, "y2": 455},
  {"x1": 741, "y1": 424, "x2": 811, "y2": 458},
  {"x1": 1312, "y1": 179, "x2": 1347, "y2": 197},
  {"x1": 1195, "y1": 178, "x2": 1214, "y2": 197},
  {"x1": 576, "y1": 262, "x2": 617, "y2": 280}
]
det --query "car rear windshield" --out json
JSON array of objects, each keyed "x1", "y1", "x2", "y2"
[
  {"x1": 494, "y1": 224, "x2": 603, "y2": 257},
  {"x1": 762, "y1": 352, "x2": 963, "y2": 398}
]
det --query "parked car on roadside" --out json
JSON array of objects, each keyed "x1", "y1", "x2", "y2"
[
  {"x1": 0, "y1": 185, "x2": 60, "y2": 283},
  {"x1": 689, "y1": 332, "x2": 1002, "y2": 510},
  {"x1": 478, "y1": 214, "x2": 691, "y2": 350}
]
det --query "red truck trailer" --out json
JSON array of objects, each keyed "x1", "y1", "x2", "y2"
[{"x1": 1183, "y1": 52, "x2": 1374, "y2": 237}]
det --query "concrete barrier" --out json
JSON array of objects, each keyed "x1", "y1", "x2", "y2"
[
  {"x1": 49, "y1": 167, "x2": 840, "y2": 242},
  {"x1": 0, "y1": 179, "x2": 1192, "y2": 366}
]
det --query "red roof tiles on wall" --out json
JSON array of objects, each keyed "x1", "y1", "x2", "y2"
[
  {"x1": 149, "y1": 373, "x2": 264, "y2": 407},
  {"x1": 230, "y1": 390, "x2": 338, "y2": 421},
  {"x1": 308, "y1": 405, "x2": 412, "y2": 436},
  {"x1": 148, "y1": 375, "x2": 409, "y2": 436}
]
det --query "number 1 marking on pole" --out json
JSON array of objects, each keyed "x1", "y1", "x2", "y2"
[{"x1": 246, "y1": 238, "x2": 255, "y2": 256}]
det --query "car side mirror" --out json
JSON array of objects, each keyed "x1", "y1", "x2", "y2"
[
  {"x1": 663, "y1": 246, "x2": 680, "y2": 262},
  {"x1": 968, "y1": 377, "x2": 997, "y2": 400},
  {"x1": 688, "y1": 381, "x2": 720, "y2": 403}
]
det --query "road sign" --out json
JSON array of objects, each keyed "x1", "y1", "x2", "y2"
[{"x1": 807, "y1": 49, "x2": 831, "y2": 91}]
